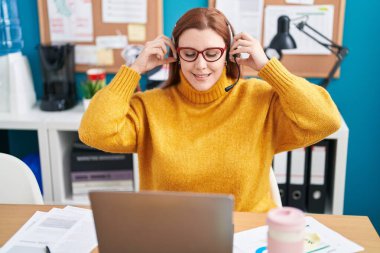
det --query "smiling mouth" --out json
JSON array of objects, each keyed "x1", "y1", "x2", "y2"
[{"x1": 192, "y1": 73, "x2": 211, "y2": 78}]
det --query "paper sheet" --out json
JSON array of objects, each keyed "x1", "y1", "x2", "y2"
[
  {"x1": 47, "y1": 0, "x2": 93, "y2": 42},
  {"x1": 128, "y1": 24, "x2": 146, "y2": 42},
  {"x1": 216, "y1": 0, "x2": 264, "y2": 42},
  {"x1": 233, "y1": 216, "x2": 364, "y2": 253},
  {"x1": 96, "y1": 35, "x2": 128, "y2": 49},
  {"x1": 102, "y1": 0, "x2": 147, "y2": 24},
  {"x1": 264, "y1": 5, "x2": 334, "y2": 55},
  {"x1": 1, "y1": 206, "x2": 97, "y2": 253},
  {"x1": 75, "y1": 45, "x2": 97, "y2": 65}
]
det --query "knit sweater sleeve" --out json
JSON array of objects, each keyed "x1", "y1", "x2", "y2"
[
  {"x1": 257, "y1": 58, "x2": 341, "y2": 153},
  {"x1": 78, "y1": 66, "x2": 143, "y2": 153}
]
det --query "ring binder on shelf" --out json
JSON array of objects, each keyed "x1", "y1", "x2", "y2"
[
  {"x1": 288, "y1": 148, "x2": 308, "y2": 211},
  {"x1": 273, "y1": 152, "x2": 289, "y2": 205},
  {"x1": 307, "y1": 141, "x2": 329, "y2": 213}
]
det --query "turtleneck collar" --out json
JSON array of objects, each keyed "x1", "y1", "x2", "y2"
[{"x1": 177, "y1": 68, "x2": 231, "y2": 104}]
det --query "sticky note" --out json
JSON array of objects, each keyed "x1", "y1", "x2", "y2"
[
  {"x1": 96, "y1": 48, "x2": 114, "y2": 65},
  {"x1": 128, "y1": 24, "x2": 146, "y2": 42}
]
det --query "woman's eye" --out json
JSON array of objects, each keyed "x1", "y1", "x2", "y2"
[{"x1": 206, "y1": 53, "x2": 217, "y2": 57}]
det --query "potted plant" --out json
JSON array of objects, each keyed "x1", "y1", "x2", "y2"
[{"x1": 81, "y1": 68, "x2": 106, "y2": 109}]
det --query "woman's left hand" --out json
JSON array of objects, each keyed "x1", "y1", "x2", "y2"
[{"x1": 229, "y1": 32, "x2": 269, "y2": 72}]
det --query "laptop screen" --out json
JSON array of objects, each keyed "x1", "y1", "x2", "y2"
[{"x1": 90, "y1": 191, "x2": 234, "y2": 253}]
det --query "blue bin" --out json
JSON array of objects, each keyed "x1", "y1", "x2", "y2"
[
  {"x1": 22, "y1": 153, "x2": 43, "y2": 194},
  {"x1": 0, "y1": 0, "x2": 23, "y2": 56}
]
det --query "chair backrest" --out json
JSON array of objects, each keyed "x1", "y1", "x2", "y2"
[
  {"x1": 0, "y1": 153, "x2": 44, "y2": 204},
  {"x1": 270, "y1": 168, "x2": 282, "y2": 207}
]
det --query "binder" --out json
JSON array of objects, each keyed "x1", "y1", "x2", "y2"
[
  {"x1": 307, "y1": 141, "x2": 329, "y2": 213},
  {"x1": 273, "y1": 152, "x2": 289, "y2": 205},
  {"x1": 288, "y1": 148, "x2": 308, "y2": 211}
]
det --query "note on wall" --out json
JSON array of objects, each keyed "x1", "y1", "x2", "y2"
[
  {"x1": 216, "y1": 0, "x2": 264, "y2": 42},
  {"x1": 102, "y1": 0, "x2": 147, "y2": 24},
  {"x1": 47, "y1": 0, "x2": 93, "y2": 42},
  {"x1": 128, "y1": 24, "x2": 146, "y2": 42},
  {"x1": 264, "y1": 5, "x2": 334, "y2": 55}
]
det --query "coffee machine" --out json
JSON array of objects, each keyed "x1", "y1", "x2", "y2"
[{"x1": 38, "y1": 44, "x2": 76, "y2": 111}]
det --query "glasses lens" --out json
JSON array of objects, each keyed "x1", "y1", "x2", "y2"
[
  {"x1": 203, "y1": 48, "x2": 222, "y2": 61},
  {"x1": 180, "y1": 48, "x2": 198, "y2": 61}
]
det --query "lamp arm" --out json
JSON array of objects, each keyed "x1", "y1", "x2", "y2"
[
  {"x1": 295, "y1": 21, "x2": 343, "y2": 55},
  {"x1": 294, "y1": 20, "x2": 349, "y2": 88},
  {"x1": 320, "y1": 56, "x2": 343, "y2": 88}
]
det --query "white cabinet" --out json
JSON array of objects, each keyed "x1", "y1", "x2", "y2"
[{"x1": 0, "y1": 104, "x2": 348, "y2": 214}]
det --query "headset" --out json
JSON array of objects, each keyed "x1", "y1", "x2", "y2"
[
  {"x1": 172, "y1": 20, "x2": 241, "y2": 92},
  {"x1": 224, "y1": 22, "x2": 241, "y2": 92}
]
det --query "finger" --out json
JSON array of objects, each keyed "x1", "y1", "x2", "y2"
[
  {"x1": 162, "y1": 56, "x2": 177, "y2": 64},
  {"x1": 231, "y1": 39, "x2": 253, "y2": 51},
  {"x1": 161, "y1": 36, "x2": 177, "y2": 59},
  {"x1": 147, "y1": 47, "x2": 165, "y2": 60},
  {"x1": 230, "y1": 46, "x2": 254, "y2": 56},
  {"x1": 233, "y1": 32, "x2": 254, "y2": 42},
  {"x1": 149, "y1": 40, "x2": 167, "y2": 55}
]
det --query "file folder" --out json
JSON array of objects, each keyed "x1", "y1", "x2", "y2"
[
  {"x1": 273, "y1": 152, "x2": 289, "y2": 205},
  {"x1": 307, "y1": 141, "x2": 329, "y2": 213},
  {"x1": 288, "y1": 148, "x2": 308, "y2": 211}
]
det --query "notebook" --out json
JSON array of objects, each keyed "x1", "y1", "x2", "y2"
[{"x1": 89, "y1": 191, "x2": 234, "y2": 253}]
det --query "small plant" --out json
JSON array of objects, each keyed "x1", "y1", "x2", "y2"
[{"x1": 81, "y1": 80, "x2": 105, "y2": 99}]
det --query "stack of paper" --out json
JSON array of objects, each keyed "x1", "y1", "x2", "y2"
[
  {"x1": 1, "y1": 206, "x2": 97, "y2": 253},
  {"x1": 233, "y1": 216, "x2": 364, "y2": 253}
]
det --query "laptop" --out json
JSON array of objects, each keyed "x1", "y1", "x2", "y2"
[{"x1": 89, "y1": 191, "x2": 234, "y2": 253}]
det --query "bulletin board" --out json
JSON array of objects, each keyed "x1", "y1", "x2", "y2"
[
  {"x1": 209, "y1": 0, "x2": 346, "y2": 78},
  {"x1": 37, "y1": 0, "x2": 162, "y2": 73}
]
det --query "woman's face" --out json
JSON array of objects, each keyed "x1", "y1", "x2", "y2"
[{"x1": 178, "y1": 28, "x2": 226, "y2": 91}]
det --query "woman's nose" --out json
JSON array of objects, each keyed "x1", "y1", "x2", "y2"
[{"x1": 194, "y1": 54, "x2": 207, "y2": 69}]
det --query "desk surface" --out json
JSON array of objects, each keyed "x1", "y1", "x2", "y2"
[{"x1": 0, "y1": 204, "x2": 379, "y2": 252}]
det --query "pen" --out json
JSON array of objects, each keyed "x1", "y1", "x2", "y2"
[{"x1": 46, "y1": 245, "x2": 51, "y2": 253}]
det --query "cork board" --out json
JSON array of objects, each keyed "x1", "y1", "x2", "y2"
[
  {"x1": 37, "y1": 0, "x2": 162, "y2": 73},
  {"x1": 209, "y1": 0, "x2": 346, "y2": 78}
]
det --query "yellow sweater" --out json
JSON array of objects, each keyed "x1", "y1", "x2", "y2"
[{"x1": 79, "y1": 58, "x2": 341, "y2": 212}]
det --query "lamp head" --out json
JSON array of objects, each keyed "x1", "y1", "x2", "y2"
[{"x1": 265, "y1": 15, "x2": 297, "y2": 60}]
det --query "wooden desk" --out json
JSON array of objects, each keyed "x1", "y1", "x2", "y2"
[{"x1": 0, "y1": 204, "x2": 379, "y2": 252}]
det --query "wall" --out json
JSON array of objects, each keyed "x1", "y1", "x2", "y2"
[{"x1": 15, "y1": 0, "x2": 380, "y2": 231}]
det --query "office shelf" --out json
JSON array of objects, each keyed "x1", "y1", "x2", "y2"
[{"x1": 0, "y1": 103, "x2": 348, "y2": 213}]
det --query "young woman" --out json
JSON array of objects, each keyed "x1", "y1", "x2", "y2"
[{"x1": 79, "y1": 8, "x2": 341, "y2": 212}]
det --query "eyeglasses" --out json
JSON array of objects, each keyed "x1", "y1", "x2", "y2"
[{"x1": 176, "y1": 46, "x2": 227, "y2": 62}]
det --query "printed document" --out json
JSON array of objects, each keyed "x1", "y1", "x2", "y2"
[
  {"x1": 47, "y1": 0, "x2": 93, "y2": 42},
  {"x1": 0, "y1": 206, "x2": 97, "y2": 253},
  {"x1": 216, "y1": 0, "x2": 264, "y2": 42},
  {"x1": 233, "y1": 216, "x2": 364, "y2": 253},
  {"x1": 102, "y1": 0, "x2": 147, "y2": 24}
]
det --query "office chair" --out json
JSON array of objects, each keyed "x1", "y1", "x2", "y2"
[
  {"x1": 0, "y1": 153, "x2": 44, "y2": 204},
  {"x1": 270, "y1": 168, "x2": 283, "y2": 207}
]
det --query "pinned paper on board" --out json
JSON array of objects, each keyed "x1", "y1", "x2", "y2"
[
  {"x1": 96, "y1": 48, "x2": 114, "y2": 66},
  {"x1": 216, "y1": 0, "x2": 264, "y2": 42},
  {"x1": 75, "y1": 45, "x2": 97, "y2": 65},
  {"x1": 96, "y1": 35, "x2": 128, "y2": 49},
  {"x1": 102, "y1": 0, "x2": 147, "y2": 24},
  {"x1": 47, "y1": 0, "x2": 94, "y2": 42},
  {"x1": 128, "y1": 24, "x2": 146, "y2": 42}
]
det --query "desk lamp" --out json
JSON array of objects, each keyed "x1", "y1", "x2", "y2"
[{"x1": 264, "y1": 15, "x2": 349, "y2": 88}]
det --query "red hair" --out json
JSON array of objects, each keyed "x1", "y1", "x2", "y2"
[{"x1": 164, "y1": 8, "x2": 239, "y2": 87}]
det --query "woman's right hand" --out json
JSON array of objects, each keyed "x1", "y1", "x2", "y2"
[{"x1": 130, "y1": 35, "x2": 177, "y2": 74}]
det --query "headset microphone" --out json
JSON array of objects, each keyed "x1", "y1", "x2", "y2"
[
  {"x1": 224, "y1": 55, "x2": 240, "y2": 92},
  {"x1": 225, "y1": 23, "x2": 241, "y2": 92}
]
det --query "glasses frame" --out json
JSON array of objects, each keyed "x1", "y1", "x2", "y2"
[{"x1": 176, "y1": 46, "x2": 227, "y2": 62}]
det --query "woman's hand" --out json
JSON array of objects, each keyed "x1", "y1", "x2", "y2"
[
  {"x1": 130, "y1": 35, "x2": 177, "y2": 74},
  {"x1": 229, "y1": 32, "x2": 269, "y2": 72}
]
